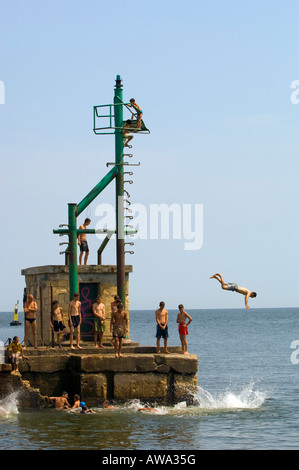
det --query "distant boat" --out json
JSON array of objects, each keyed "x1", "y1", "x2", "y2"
[{"x1": 10, "y1": 301, "x2": 22, "y2": 326}]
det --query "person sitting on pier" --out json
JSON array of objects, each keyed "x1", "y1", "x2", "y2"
[
  {"x1": 6, "y1": 336, "x2": 27, "y2": 374},
  {"x1": 210, "y1": 273, "x2": 257, "y2": 310}
]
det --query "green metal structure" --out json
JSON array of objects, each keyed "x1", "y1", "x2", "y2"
[{"x1": 53, "y1": 75, "x2": 149, "y2": 308}]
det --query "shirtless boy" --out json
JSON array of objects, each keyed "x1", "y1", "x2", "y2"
[
  {"x1": 72, "y1": 394, "x2": 81, "y2": 409},
  {"x1": 129, "y1": 98, "x2": 143, "y2": 128},
  {"x1": 78, "y1": 218, "x2": 91, "y2": 265},
  {"x1": 68, "y1": 293, "x2": 82, "y2": 349},
  {"x1": 110, "y1": 303, "x2": 128, "y2": 357},
  {"x1": 176, "y1": 304, "x2": 192, "y2": 354},
  {"x1": 49, "y1": 391, "x2": 71, "y2": 410},
  {"x1": 24, "y1": 294, "x2": 38, "y2": 349},
  {"x1": 110, "y1": 295, "x2": 120, "y2": 345},
  {"x1": 210, "y1": 273, "x2": 257, "y2": 310},
  {"x1": 122, "y1": 119, "x2": 133, "y2": 148},
  {"x1": 50, "y1": 300, "x2": 69, "y2": 349},
  {"x1": 92, "y1": 296, "x2": 106, "y2": 348},
  {"x1": 155, "y1": 301, "x2": 170, "y2": 354}
]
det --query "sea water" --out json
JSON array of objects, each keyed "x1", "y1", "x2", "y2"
[{"x1": 0, "y1": 307, "x2": 298, "y2": 450}]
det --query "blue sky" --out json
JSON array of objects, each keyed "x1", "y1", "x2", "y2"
[{"x1": 0, "y1": 0, "x2": 298, "y2": 311}]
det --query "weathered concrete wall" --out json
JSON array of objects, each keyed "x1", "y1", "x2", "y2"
[
  {"x1": 21, "y1": 265, "x2": 132, "y2": 346},
  {"x1": 0, "y1": 351, "x2": 198, "y2": 407}
]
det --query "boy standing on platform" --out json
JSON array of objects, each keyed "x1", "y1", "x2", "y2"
[
  {"x1": 176, "y1": 304, "x2": 192, "y2": 355},
  {"x1": 155, "y1": 301, "x2": 170, "y2": 354},
  {"x1": 24, "y1": 294, "x2": 38, "y2": 349},
  {"x1": 92, "y1": 296, "x2": 106, "y2": 348},
  {"x1": 68, "y1": 293, "x2": 82, "y2": 350},
  {"x1": 110, "y1": 303, "x2": 128, "y2": 357},
  {"x1": 50, "y1": 300, "x2": 69, "y2": 349},
  {"x1": 78, "y1": 218, "x2": 91, "y2": 265}
]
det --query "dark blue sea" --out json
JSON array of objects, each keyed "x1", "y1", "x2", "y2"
[{"x1": 0, "y1": 307, "x2": 299, "y2": 450}]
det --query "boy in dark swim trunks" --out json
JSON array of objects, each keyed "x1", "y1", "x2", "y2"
[
  {"x1": 210, "y1": 273, "x2": 257, "y2": 310},
  {"x1": 155, "y1": 301, "x2": 170, "y2": 354},
  {"x1": 68, "y1": 293, "x2": 82, "y2": 349},
  {"x1": 78, "y1": 218, "x2": 91, "y2": 265},
  {"x1": 24, "y1": 294, "x2": 38, "y2": 349},
  {"x1": 50, "y1": 300, "x2": 69, "y2": 349}
]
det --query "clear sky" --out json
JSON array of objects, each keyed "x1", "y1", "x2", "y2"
[{"x1": 0, "y1": 0, "x2": 298, "y2": 311}]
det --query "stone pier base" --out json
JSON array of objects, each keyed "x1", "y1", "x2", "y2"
[{"x1": 0, "y1": 346, "x2": 198, "y2": 408}]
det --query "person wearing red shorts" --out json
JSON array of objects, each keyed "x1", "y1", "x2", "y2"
[{"x1": 176, "y1": 304, "x2": 192, "y2": 355}]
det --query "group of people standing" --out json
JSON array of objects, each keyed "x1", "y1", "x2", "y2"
[
  {"x1": 66, "y1": 293, "x2": 128, "y2": 357},
  {"x1": 155, "y1": 301, "x2": 192, "y2": 355},
  {"x1": 20, "y1": 293, "x2": 193, "y2": 359},
  {"x1": 21, "y1": 292, "x2": 129, "y2": 357}
]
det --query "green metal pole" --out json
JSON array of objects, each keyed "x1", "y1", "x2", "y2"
[
  {"x1": 97, "y1": 234, "x2": 112, "y2": 264},
  {"x1": 76, "y1": 165, "x2": 118, "y2": 217},
  {"x1": 68, "y1": 203, "x2": 78, "y2": 300},
  {"x1": 53, "y1": 228, "x2": 137, "y2": 235},
  {"x1": 114, "y1": 75, "x2": 126, "y2": 306}
]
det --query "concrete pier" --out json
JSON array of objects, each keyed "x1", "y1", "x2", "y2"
[
  {"x1": 0, "y1": 344, "x2": 198, "y2": 408},
  {"x1": 15, "y1": 264, "x2": 199, "y2": 408}
]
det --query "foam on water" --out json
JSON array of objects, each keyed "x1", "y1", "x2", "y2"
[
  {"x1": 195, "y1": 382, "x2": 267, "y2": 411},
  {"x1": 101, "y1": 382, "x2": 267, "y2": 417},
  {"x1": 121, "y1": 399, "x2": 168, "y2": 415},
  {"x1": 0, "y1": 392, "x2": 19, "y2": 417}
]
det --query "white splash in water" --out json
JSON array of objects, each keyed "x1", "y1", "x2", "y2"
[
  {"x1": 0, "y1": 392, "x2": 19, "y2": 417},
  {"x1": 122, "y1": 399, "x2": 168, "y2": 415},
  {"x1": 195, "y1": 382, "x2": 267, "y2": 411}
]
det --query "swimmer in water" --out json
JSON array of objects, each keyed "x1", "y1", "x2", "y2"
[{"x1": 138, "y1": 405, "x2": 158, "y2": 413}]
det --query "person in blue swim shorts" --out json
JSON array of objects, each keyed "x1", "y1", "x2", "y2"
[
  {"x1": 210, "y1": 273, "x2": 257, "y2": 310},
  {"x1": 155, "y1": 301, "x2": 170, "y2": 354}
]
